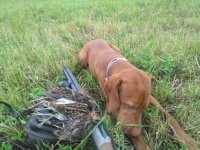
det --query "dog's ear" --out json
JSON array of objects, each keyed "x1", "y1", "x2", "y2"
[
  {"x1": 79, "y1": 43, "x2": 89, "y2": 67},
  {"x1": 105, "y1": 74, "x2": 122, "y2": 113},
  {"x1": 107, "y1": 42, "x2": 121, "y2": 52},
  {"x1": 145, "y1": 72, "x2": 155, "y2": 83}
]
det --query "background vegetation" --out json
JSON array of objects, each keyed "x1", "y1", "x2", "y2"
[{"x1": 0, "y1": 0, "x2": 199, "y2": 149}]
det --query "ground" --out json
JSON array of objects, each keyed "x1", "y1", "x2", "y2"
[{"x1": 0, "y1": 0, "x2": 199, "y2": 149}]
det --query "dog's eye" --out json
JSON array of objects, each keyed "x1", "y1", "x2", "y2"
[
  {"x1": 129, "y1": 107, "x2": 136, "y2": 113},
  {"x1": 126, "y1": 105, "x2": 136, "y2": 113}
]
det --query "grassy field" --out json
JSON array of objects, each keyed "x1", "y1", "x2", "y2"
[{"x1": 0, "y1": 0, "x2": 200, "y2": 149}]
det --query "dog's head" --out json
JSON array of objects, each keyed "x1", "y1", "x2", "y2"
[{"x1": 106, "y1": 69, "x2": 151, "y2": 137}]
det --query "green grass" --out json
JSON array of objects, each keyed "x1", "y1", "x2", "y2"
[{"x1": 0, "y1": 0, "x2": 200, "y2": 149}]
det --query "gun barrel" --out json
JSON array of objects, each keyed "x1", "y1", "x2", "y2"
[
  {"x1": 63, "y1": 67, "x2": 116, "y2": 150},
  {"x1": 63, "y1": 67, "x2": 81, "y2": 92},
  {"x1": 92, "y1": 127, "x2": 114, "y2": 150}
]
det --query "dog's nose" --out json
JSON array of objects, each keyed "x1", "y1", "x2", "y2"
[{"x1": 125, "y1": 127, "x2": 142, "y2": 137}]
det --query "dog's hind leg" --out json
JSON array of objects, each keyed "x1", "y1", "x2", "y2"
[{"x1": 79, "y1": 44, "x2": 89, "y2": 67}]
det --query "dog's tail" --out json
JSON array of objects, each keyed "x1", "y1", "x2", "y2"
[{"x1": 150, "y1": 95, "x2": 198, "y2": 150}]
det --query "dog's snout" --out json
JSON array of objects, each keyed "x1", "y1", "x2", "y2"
[{"x1": 124, "y1": 126, "x2": 142, "y2": 137}]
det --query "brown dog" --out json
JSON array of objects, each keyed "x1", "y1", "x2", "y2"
[
  {"x1": 79, "y1": 39, "x2": 198, "y2": 150},
  {"x1": 79, "y1": 39, "x2": 151, "y2": 137}
]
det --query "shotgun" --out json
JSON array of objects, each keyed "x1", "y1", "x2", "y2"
[{"x1": 63, "y1": 67, "x2": 117, "y2": 150}]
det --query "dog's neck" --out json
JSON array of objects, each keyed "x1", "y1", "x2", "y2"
[{"x1": 105, "y1": 57, "x2": 128, "y2": 81}]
